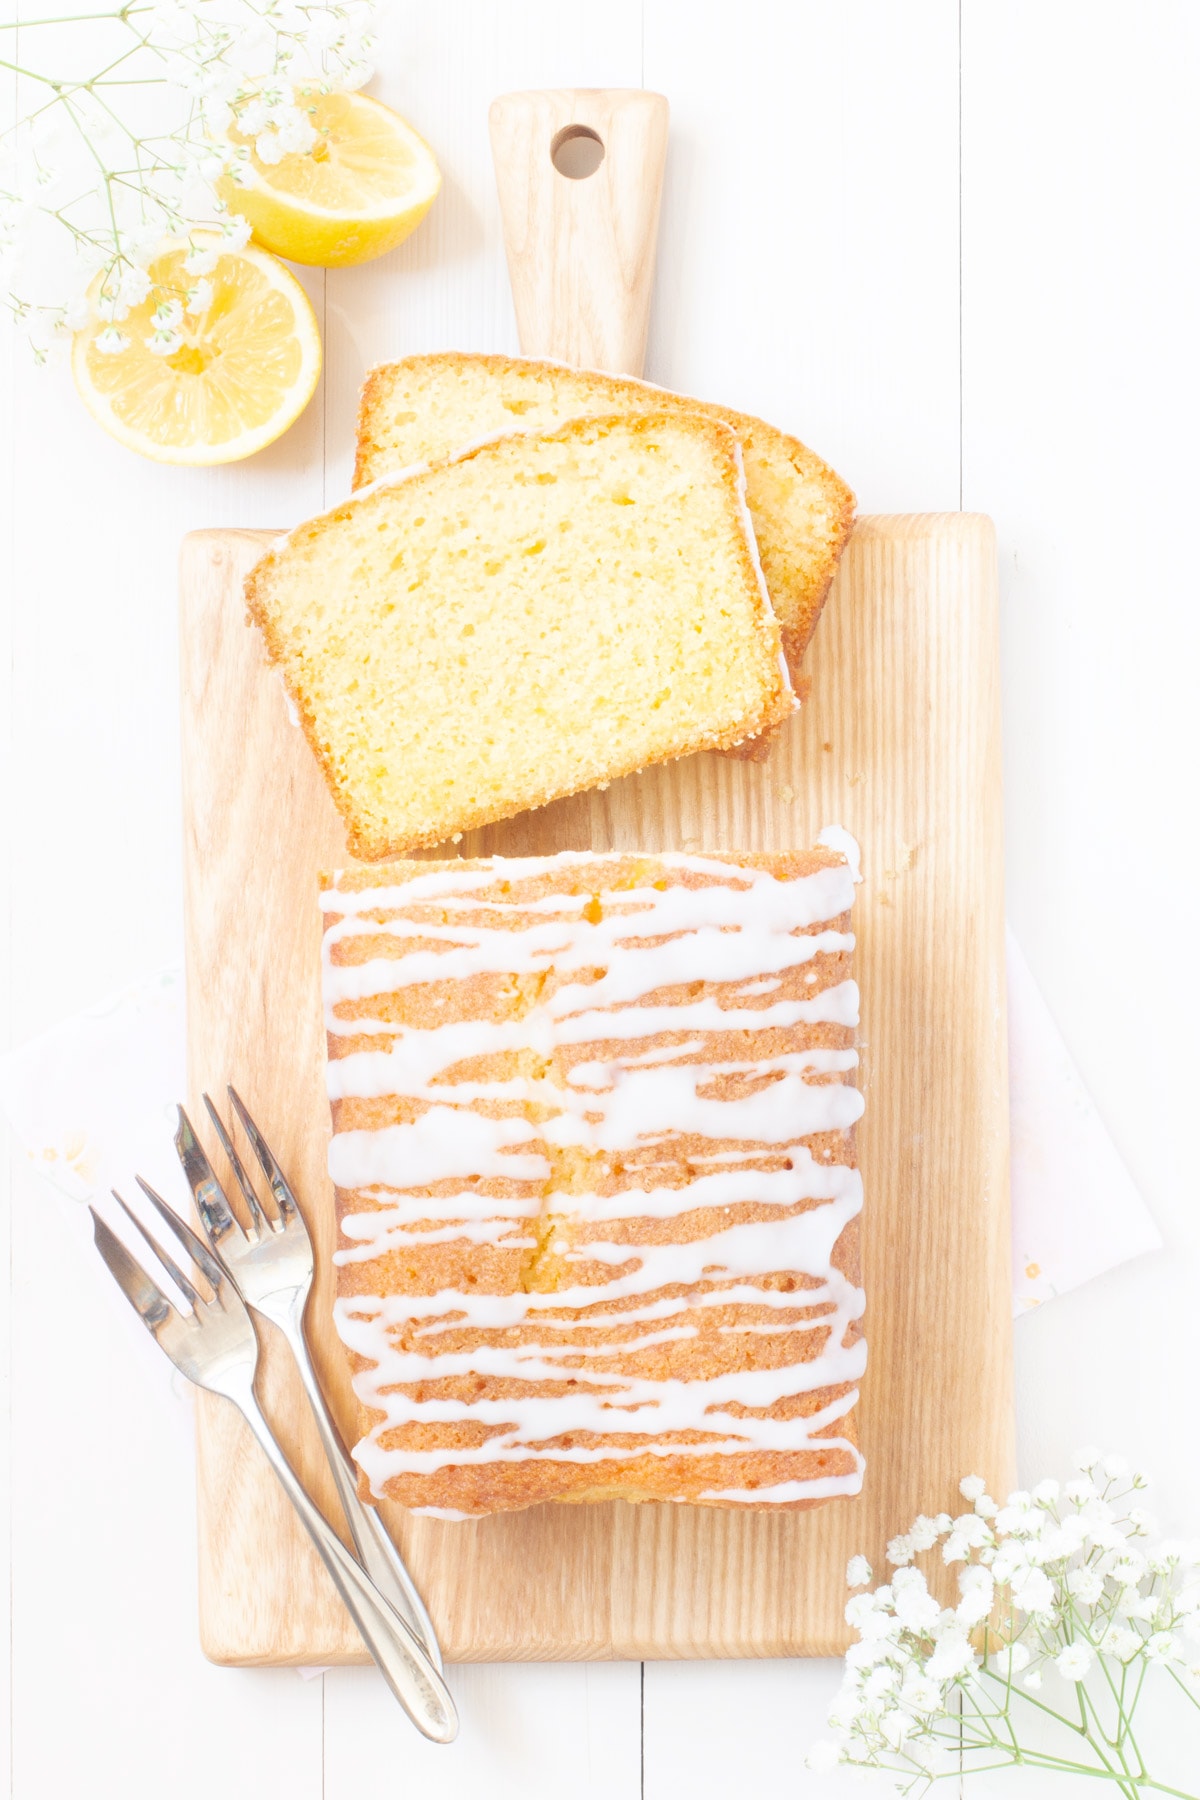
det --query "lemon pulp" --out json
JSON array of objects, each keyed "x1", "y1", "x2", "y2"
[
  {"x1": 72, "y1": 236, "x2": 321, "y2": 465},
  {"x1": 216, "y1": 89, "x2": 440, "y2": 267}
]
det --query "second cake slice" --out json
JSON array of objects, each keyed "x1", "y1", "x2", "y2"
[{"x1": 246, "y1": 412, "x2": 793, "y2": 859}]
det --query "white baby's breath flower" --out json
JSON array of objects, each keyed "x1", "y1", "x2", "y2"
[
  {"x1": 150, "y1": 297, "x2": 184, "y2": 331},
  {"x1": 845, "y1": 1555, "x2": 872, "y2": 1589},
  {"x1": 1056, "y1": 1642, "x2": 1094, "y2": 1681},
  {"x1": 1087, "y1": 1519, "x2": 1125, "y2": 1552},
  {"x1": 94, "y1": 289, "x2": 129, "y2": 323},
  {"x1": 1010, "y1": 1567, "x2": 1056, "y2": 1617},
  {"x1": 926, "y1": 1627, "x2": 976, "y2": 1683},
  {"x1": 93, "y1": 325, "x2": 129, "y2": 354},
  {"x1": 1100, "y1": 1625, "x2": 1143, "y2": 1660},
  {"x1": 1067, "y1": 1568, "x2": 1105, "y2": 1605},
  {"x1": 879, "y1": 1708, "x2": 911, "y2": 1748},
  {"x1": 254, "y1": 131, "x2": 285, "y2": 165},
  {"x1": 185, "y1": 278, "x2": 213, "y2": 314},
  {"x1": 955, "y1": 1564, "x2": 995, "y2": 1626},
  {"x1": 960, "y1": 1475, "x2": 987, "y2": 1503},
  {"x1": 956, "y1": 1585, "x2": 994, "y2": 1628},
  {"x1": 1146, "y1": 1630, "x2": 1181, "y2": 1664},
  {"x1": 1110, "y1": 1553, "x2": 1148, "y2": 1589},
  {"x1": 907, "y1": 1514, "x2": 940, "y2": 1553},
  {"x1": 238, "y1": 98, "x2": 272, "y2": 136},
  {"x1": 844, "y1": 1593, "x2": 878, "y2": 1630},
  {"x1": 894, "y1": 1585, "x2": 942, "y2": 1635},
  {"x1": 118, "y1": 264, "x2": 152, "y2": 306},
  {"x1": 811, "y1": 1455, "x2": 1198, "y2": 1788},
  {"x1": 901, "y1": 1671, "x2": 944, "y2": 1713},
  {"x1": 1075, "y1": 1445, "x2": 1101, "y2": 1471},
  {"x1": 991, "y1": 1541, "x2": 1029, "y2": 1584},
  {"x1": 3, "y1": 1, "x2": 379, "y2": 356},
  {"x1": 147, "y1": 325, "x2": 183, "y2": 354},
  {"x1": 184, "y1": 242, "x2": 220, "y2": 276},
  {"x1": 996, "y1": 1501, "x2": 1044, "y2": 1536},
  {"x1": 221, "y1": 216, "x2": 254, "y2": 250},
  {"x1": 1056, "y1": 1513, "x2": 1090, "y2": 1553}
]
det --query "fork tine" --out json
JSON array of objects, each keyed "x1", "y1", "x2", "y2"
[
  {"x1": 112, "y1": 1189, "x2": 201, "y2": 1307},
  {"x1": 90, "y1": 1206, "x2": 178, "y2": 1334},
  {"x1": 227, "y1": 1085, "x2": 300, "y2": 1223},
  {"x1": 135, "y1": 1175, "x2": 226, "y2": 1294},
  {"x1": 203, "y1": 1092, "x2": 269, "y2": 1235},
  {"x1": 174, "y1": 1104, "x2": 244, "y2": 1245}
]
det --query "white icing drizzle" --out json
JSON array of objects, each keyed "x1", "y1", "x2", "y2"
[
  {"x1": 323, "y1": 850, "x2": 865, "y2": 1509},
  {"x1": 817, "y1": 825, "x2": 862, "y2": 883}
]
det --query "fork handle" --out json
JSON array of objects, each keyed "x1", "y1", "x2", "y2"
[
  {"x1": 283, "y1": 1317, "x2": 443, "y2": 1670},
  {"x1": 234, "y1": 1388, "x2": 458, "y2": 1743}
]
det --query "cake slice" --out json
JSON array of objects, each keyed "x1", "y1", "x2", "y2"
[
  {"x1": 246, "y1": 413, "x2": 793, "y2": 859},
  {"x1": 354, "y1": 351, "x2": 856, "y2": 680},
  {"x1": 321, "y1": 842, "x2": 866, "y2": 1517}
]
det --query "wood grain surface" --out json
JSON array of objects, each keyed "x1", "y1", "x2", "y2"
[
  {"x1": 489, "y1": 89, "x2": 669, "y2": 376},
  {"x1": 179, "y1": 510, "x2": 1015, "y2": 1664}
]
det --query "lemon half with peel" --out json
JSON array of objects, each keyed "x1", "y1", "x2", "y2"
[
  {"x1": 72, "y1": 235, "x2": 320, "y2": 465},
  {"x1": 216, "y1": 89, "x2": 440, "y2": 268}
]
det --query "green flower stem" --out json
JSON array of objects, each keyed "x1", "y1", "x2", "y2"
[{"x1": 0, "y1": 8, "x2": 152, "y2": 28}]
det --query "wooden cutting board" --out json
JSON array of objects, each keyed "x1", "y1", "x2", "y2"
[{"x1": 179, "y1": 506, "x2": 1014, "y2": 1663}]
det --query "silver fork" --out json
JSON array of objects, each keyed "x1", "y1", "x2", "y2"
[
  {"x1": 173, "y1": 1089, "x2": 443, "y2": 1671},
  {"x1": 91, "y1": 1195, "x2": 457, "y2": 1744}
]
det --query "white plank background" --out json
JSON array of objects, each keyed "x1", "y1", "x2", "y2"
[{"x1": 2, "y1": 1, "x2": 1199, "y2": 1794}]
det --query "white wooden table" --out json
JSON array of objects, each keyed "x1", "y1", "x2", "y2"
[{"x1": 2, "y1": 2, "x2": 1199, "y2": 1793}]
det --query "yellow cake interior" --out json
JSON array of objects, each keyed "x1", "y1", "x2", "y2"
[{"x1": 246, "y1": 412, "x2": 792, "y2": 858}]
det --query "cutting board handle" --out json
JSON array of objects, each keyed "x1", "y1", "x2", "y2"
[{"x1": 488, "y1": 88, "x2": 669, "y2": 378}]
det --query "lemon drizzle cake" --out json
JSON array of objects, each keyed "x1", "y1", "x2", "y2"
[
  {"x1": 246, "y1": 412, "x2": 794, "y2": 859},
  {"x1": 321, "y1": 842, "x2": 866, "y2": 1516},
  {"x1": 353, "y1": 351, "x2": 856, "y2": 681}
]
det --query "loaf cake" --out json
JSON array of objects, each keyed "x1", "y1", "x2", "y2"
[
  {"x1": 322, "y1": 841, "x2": 866, "y2": 1516},
  {"x1": 246, "y1": 413, "x2": 794, "y2": 860},
  {"x1": 353, "y1": 351, "x2": 856, "y2": 681}
]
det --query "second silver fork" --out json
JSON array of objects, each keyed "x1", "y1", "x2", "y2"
[{"x1": 171, "y1": 1087, "x2": 442, "y2": 1672}]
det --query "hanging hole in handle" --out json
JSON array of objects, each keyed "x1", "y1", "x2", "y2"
[{"x1": 550, "y1": 125, "x2": 605, "y2": 180}]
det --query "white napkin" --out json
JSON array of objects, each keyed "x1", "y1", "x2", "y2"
[
  {"x1": 1005, "y1": 927, "x2": 1161, "y2": 1309},
  {"x1": 0, "y1": 941, "x2": 1163, "y2": 1317}
]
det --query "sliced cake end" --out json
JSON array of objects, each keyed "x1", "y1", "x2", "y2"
[{"x1": 246, "y1": 411, "x2": 794, "y2": 858}]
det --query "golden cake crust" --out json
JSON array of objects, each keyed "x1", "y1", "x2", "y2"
[
  {"x1": 354, "y1": 351, "x2": 856, "y2": 679},
  {"x1": 247, "y1": 413, "x2": 794, "y2": 859},
  {"x1": 322, "y1": 848, "x2": 865, "y2": 1516}
]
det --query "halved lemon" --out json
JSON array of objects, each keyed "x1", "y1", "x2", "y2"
[
  {"x1": 216, "y1": 89, "x2": 441, "y2": 268},
  {"x1": 72, "y1": 235, "x2": 321, "y2": 465}
]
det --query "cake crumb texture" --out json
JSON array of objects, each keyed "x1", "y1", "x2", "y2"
[
  {"x1": 246, "y1": 412, "x2": 793, "y2": 859},
  {"x1": 354, "y1": 350, "x2": 856, "y2": 676}
]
